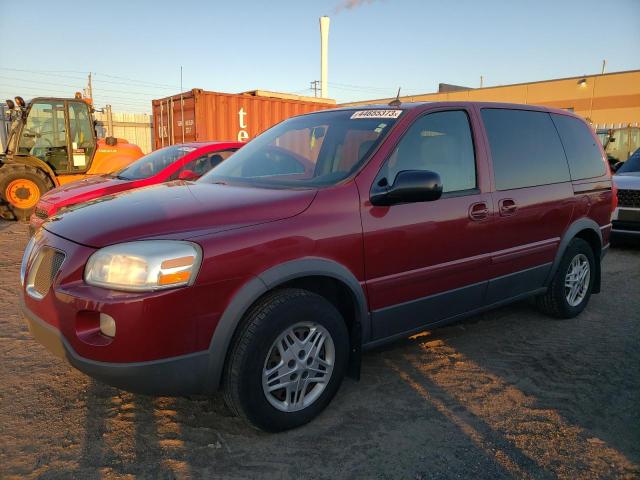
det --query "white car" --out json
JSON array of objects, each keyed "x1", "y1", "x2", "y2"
[{"x1": 612, "y1": 149, "x2": 640, "y2": 238}]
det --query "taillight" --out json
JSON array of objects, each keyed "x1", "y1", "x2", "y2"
[{"x1": 611, "y1": 182, "x2": 618, "y2": 213}]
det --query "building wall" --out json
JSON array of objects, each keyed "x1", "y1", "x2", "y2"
[{"x1": 342, "y1": 70, "x2": 640, "y2": 128}]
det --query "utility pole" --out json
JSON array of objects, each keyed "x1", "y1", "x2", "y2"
[
  {"x1": 310, "y1": 80, "x2": 320, "y2": 97},
  {"x1": 87, "y1": 72, "x2": 93, "y2": 99},
  {"x1": 180, "y1": 66, "x2": 183, "y2": 91}
]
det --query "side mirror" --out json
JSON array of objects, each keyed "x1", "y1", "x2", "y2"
[
  {"x1": 105, "y1": 136, "x2": 118, "y2": 146},
  {"x1": 371, "y1": 169, "x2": 443, "y2": 206},
  {"x1": 178, "y1": 169, "x2": 199, "y2": 181}
]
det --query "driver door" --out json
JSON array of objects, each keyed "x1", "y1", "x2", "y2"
[{"x1": 358, "y1": 108, "x2": 495, "y2": 341}]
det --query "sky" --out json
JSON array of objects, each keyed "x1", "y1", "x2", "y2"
[{"x1": 0, "y1": 0, "x2": 638, "y2": 113}]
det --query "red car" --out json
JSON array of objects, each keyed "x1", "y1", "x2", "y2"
[
  {"x1": 20, "y1": 103, "x2": 613, "y2": 432},
  {"x1": 29, "y1": 141, "x2": 243, "y2": 230}
]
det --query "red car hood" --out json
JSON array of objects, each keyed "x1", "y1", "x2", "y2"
[
  {"x1": 42, "y1": 175, "x2": 130, "y2": 209},
  {"x1": 43, "y1": 181, "x2": 317, "y2": 248}
]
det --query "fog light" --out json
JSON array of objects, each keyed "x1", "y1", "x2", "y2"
[{"x1": 99, "y1": 313, "x2": 116, "y2": 337}]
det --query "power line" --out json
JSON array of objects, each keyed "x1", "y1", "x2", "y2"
[
  {"x1": 0, "y1": 86, "x2": 152, "y2": 108},
  {"x1": 0, "y1": 67, "x2": 179, "y2": 90},
  {"x1": 0, "y1": 75, "x2": 168, "y2": 98},
  {"x1": 92, "y1": 71, "x2": 179, "y2": 89},
  {"x1": 0, "y1": 76, "x2": 169, "y2": 109}
]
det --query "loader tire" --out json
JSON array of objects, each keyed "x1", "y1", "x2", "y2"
[{"x1": 0, "y1": 164, "x2": 54, "y2": 221}]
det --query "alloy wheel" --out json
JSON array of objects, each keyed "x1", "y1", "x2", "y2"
[
  {"x1": 262, "y1": 321, "x2": 335, "y2": 412},
  {"x1": 564, "y1": 253, "x2": 590, "y2": 307}
]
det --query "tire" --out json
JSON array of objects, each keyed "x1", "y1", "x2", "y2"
[
  {"x1": 535, "y1": 238, "x2": 596, "y2": 319},
  {"x1": 0, "y1": 164, "x2": 54, "y2": 221},
  {"x1": 222, "y1": 288, "x2": 349, "y2": 432}
]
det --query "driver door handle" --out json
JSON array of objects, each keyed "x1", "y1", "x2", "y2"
[{"x1": 469, "y1": 202, "x2": 489, "y2": 221}]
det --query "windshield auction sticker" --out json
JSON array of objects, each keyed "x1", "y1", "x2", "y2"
[{"x1": 350, "y1": 110, "x2": 402, "y2": 119}]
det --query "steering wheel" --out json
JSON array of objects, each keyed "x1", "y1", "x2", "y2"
[{"x1": 263, "y1": 145, "x2": 315, "y2": 176}]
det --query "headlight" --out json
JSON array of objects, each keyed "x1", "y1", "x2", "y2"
[
  {"x1": 84, "y1": 241, "x2": 202, "y2": 292},
  {"x1": 20, "y1": 236, "x2": 37, "y2": 286}
]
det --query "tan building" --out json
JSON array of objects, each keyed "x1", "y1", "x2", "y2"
[{"x1": 343, "y1": 70, "x2": 640, "y2": 128}]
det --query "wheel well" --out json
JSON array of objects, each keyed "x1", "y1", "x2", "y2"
[
  {"x1": 573, "y1": 228, "x2": 602, "y2": 293},
  {"x1": 279, "y1": 276, "x2": 358, "y2": 338},
  {"x1": 574, "y1": 228, "x2": 601, "y2": 257},
  {"x1": 278, "y1": 275, "x2": 362, "y2": 379}
]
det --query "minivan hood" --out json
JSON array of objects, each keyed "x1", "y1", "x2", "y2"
[
  {"x1": 613, "y1": 172, "x2": 640, "y2": 190},
  {"x1": 44, "y1": 181, "x2": 317, "y2": 248}
]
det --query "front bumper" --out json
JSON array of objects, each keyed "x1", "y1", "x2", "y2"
[
  {"x1": 22, "y1": 299, "x2": 209, "y2": 395},
  {"x1": 19, "y1": 227, "x2": 233, "y2": 395},
  {"x1": 611, "y1": 207, "x2": 640, "y2": 237}
]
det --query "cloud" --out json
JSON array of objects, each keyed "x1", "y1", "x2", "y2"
[{"x1": 334, "y1": 0, "x2": 380, "y2": 14}]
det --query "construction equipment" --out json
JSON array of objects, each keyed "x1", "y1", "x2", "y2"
[
  {"x1": 597, "y1": 126, "x2": 640, "y2": 169},
  {"x1": 0, "y1": 93, "x2": 144, "y2": 220}
]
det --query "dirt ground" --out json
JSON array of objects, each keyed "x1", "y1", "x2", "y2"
[{"x1": 0, "y1": 220, "x2": 639, "y2": 480}]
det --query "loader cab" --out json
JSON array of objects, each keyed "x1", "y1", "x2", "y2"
[{"x1": 10, "y1": 98, "x2": 97, "y2": 174}]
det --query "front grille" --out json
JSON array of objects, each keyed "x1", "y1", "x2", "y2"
[
  {"x1": 26, "y1": 247, "x2": 65, "y2": 298},
  {"x1": 34, "y1": 207, "x2": 48, "y2": 220},
  {"x1": 617, "y1": 189, "x2": 640, "y2": 208}
]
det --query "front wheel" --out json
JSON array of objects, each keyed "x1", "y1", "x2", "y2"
[
  {"x1": 222, "y1": 288, "x2": 349, "y2": 432},
  {"x1": 535, "y1": 238, "x2": 596, "y2": 318}
]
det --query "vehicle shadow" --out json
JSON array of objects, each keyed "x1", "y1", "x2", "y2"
[
  {"x1": 371, "y1": 294, "x2": 640, "y2": 474},
  {"x1": 69, "y1": 381, "x2": 179, "y2": 478}
]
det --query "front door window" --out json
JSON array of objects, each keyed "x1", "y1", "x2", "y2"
[
  {"x1": 170, "y1": 149, "x2": 238, "y2": 180},
  {"x1": 18, "y1": 101, "x2": 69, "y2": 172}
]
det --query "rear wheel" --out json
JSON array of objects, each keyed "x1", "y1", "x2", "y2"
[
  {"x1": 0, "y1": 164, "x2": 54, "y2": 220},
  {"x1": 535, "y1": 238, "x2": 596, "y2": 318},
  {"x1": 222, "y1": 288, "x2": 349, "y2": 432}
]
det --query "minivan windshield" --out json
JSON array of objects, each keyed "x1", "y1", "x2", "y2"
[
  {"x1": 117, "y1": 145, "x2": 196, "y2": 180},
  {"x1": 199, "y1": 109, "x2": 400, "y2": 187}
]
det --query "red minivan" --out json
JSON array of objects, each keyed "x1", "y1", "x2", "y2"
[{"x1": 20, "y1": 102, "x2": 613, "y2": 432}]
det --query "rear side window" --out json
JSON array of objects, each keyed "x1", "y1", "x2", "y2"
[
  {"x1": 481, "y1": 109, "x2": 570, "y2": 190},
  {"x1": 551, "y1": 114, "x2": 606, "y2": 180}
]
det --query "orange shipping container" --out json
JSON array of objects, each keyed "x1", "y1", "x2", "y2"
[{"x1": 152, "y1": 89, "x2": 335, "y2": 150}]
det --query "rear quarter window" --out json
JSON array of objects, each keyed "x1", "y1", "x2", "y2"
[
  {"x1": 551, "y1": 114, "x2": 606, "y2": 180},
  {"x1": 481, "y1": 109, "x2": 570, "y2": 190}
]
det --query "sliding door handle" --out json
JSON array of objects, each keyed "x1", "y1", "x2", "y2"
[{"x1": 499, "y1": 198, "x2": 517, "y2": 216}]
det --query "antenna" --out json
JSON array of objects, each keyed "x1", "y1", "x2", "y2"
[{"x1": 389, "y1": 87, "x2": 401, "y2": 107}]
